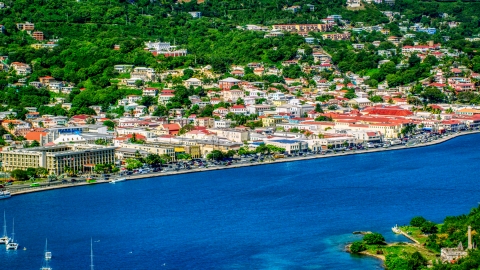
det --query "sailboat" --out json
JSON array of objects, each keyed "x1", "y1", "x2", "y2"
[
  {"x1": 41, "y1": 239, "x2": 52, "y2": 270},
  {"x1": 0, "y1": 211, "x2": 10, "y2": 244},
  {"x1": 45, "y1": 238, "x2": 52, "y2": 260},
  {"x1": 6, "y1": 218, "x2": 18, "y2": 250},
  {"x1": 90, "y1": 238, "x2": 94, "y2": 270}
]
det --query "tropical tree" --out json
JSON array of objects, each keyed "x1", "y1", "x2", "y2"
[
  {"x1": 10, "y1": 169, "x2": 28, "y2": 181},
  {"x1": 94, "y1": 164, "x2": 106, "y2": 174},
  {"x1": 64, "y1": 166, "x2": 75, "y2": 177},
  {"x1": 145, "y1": 154, "x2": 163, "y2": 167},
  {"x1": 206, "y1": 150, "x2": 225, "y2": 160},
  {"x1": 177, "y1": 153, "x2": 192, "y2": 160},
  {"x1": 160, "y1": 154, "x2": 172, "y2": 163},
  {"x1": 401, "y1": 123, "x2": 417, "y2": 137},
  {"x1": 125, "y1": 159, "x2": 143, "y2": 170},
  {"x1": 30, "y1": 140, "x2": 40, "y2": 147},
  {"x1": 35, "y1": 167, "x2": 48, "y2": 178}
]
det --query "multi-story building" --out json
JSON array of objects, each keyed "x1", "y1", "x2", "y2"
[
  {"x1": 194, "y1": 117, "x2": 215, "y2": 128},
  {"x1": 214, "y1": 120, "x2": 234, "y2": 129},
  {"x1": 10, "y1": 62, "x2": 31, "y2": 76},
  {"x1": 16, "y1": 21, "x2": 35, "y2": 31},
  {"x1": 208, "y1": 128, "x2": 249, "y2": 143},
  {"x1": 273, "y1": 24, "x2": 333, "y2": 33},
  {"x1": 262, "y1": 117, "x2": 283, "y2": 127},
  {"x1": 144, "y1": 41, "x2": 187, "y2": 57},
  {"x1": 32, "y1": 31, "x2": 44, "y2": 41},
  {"x1": 218, "y1": 77, "x2": 242, "y2": 90},
  {"x1": 0, "y1": 144, "x2": 116, "y2": 175},
  {"x1": 322, "y1": 32, "x2": 351, "y2": 41}
]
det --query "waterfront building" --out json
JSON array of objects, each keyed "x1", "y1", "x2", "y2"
[
  {"x1": 208, "y1": 128, "x2": 249, "y2": 143},
  {"x1": 252, "y1": 139, "x2": 308, "y2": 154},
  {"x1": 129, "y1": 142, "x2": 172, "y2": 159},
  {"x1": 0, "y1": 144, "x2": 116, "y2": 175}
]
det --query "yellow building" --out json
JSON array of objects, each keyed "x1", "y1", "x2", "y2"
[
  {"x1": 272, "y1": 100, "x2": 287, "y2": 107},
  {"x1": 262, "y1": 117, "x2": 283, "y2": 127},
  {"x1": 120, "y1": 142, "x2": 202, "y2": 160},
  {"x1": 0, "y1": 144, "x2": 116, "y2": 175},
  {"x1": 174, "y1": 145, "x2": 202, "y2": 159}
]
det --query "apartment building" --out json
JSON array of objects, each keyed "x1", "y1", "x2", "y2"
[{"x1": 0, "y1": 144, "x2": 116, "y2": 175}]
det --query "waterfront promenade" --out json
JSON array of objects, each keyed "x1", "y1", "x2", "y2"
[{"x1": 8, "y1": 130, "x2": 480, "y2": 196}]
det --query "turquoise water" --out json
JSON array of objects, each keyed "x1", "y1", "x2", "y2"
[{"x1": 1, "y1": 134, "x2": 480, "y2": 269}]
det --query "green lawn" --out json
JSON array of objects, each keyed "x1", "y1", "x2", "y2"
[
  {"x1": 400, "y1": 225, "x2": 429, "y2": 244},
  {"x1": 146, "y1": 82, "x2": 164, "y2": 88},
  {"x1": 365, "y1": 243, "x2": 437, "y2": 262}
]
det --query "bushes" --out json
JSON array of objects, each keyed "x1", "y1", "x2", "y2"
[
  {"x1": 386, "y1": 252, "x2": 427, "y2": 270},
  {"x1": 410, "y1": 216, "x2": 438, "y2": 234},
  {"x1": 420, "y1": 221, "x2": 438, "y2": 234},
  {"x1": 410, "y1": 216, "x2": 427, "y2": 227},
  {"x1": 363, "y1": 233, "x2": 386, "y2": 245},
  {"x1": 350, "y1": 241, "x2": 366, "y2": 253},
  {"x1": 10, "y1": 167, "x2": 48, "y2": 181},
  {"x1": 350, "y1": 232, "x2": 385, "y2": 254}
]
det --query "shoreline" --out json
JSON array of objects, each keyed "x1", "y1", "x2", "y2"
[{"x1": 9, "y1": 130, "x2": 480, "y2": 197}]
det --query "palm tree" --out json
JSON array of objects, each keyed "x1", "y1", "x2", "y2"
[
  {"x1": 161, "y1": 154, "x2": 172, "y2": 163},
  {"x1": 64, "y1": 166, "x2": 73, "y2": 177},
  {"x1": 7, "y1": 122, "x2": 14, "y2": 132}
]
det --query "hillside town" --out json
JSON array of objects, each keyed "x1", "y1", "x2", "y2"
[
  {"x1": 3, "y1": 0, "x2": 480, "y2": 269},
  {"x1": 0, "y1": 2, "x2": 480, "y2": 180}
]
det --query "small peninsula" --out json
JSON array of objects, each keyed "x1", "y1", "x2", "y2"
[{"x1": 347, "y1": 206, "x2": 480, "y2": 269}]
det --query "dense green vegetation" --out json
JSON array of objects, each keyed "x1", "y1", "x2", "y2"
[{"x1": 0, "y1": 0, "x2": 479, "y2": 115}]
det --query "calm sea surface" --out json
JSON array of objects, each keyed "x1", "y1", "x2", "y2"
[{"x1": 1, "y1": 134, "x2": 480, "y2": 269}]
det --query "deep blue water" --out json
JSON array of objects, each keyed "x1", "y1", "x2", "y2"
[{"x1": 1, "y1": 134, "x2": 480, "y2": 269}]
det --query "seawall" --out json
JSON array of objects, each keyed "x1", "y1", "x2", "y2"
[{"x1": 10, "y1": 130, "x2": 480, "y2": 196}]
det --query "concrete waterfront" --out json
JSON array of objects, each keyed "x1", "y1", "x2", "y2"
[{"x1": 9, "y1": 130, "x2": 480, "y2": 196}]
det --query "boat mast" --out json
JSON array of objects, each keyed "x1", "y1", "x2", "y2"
[
  {"x1": 90, "y1": 238, "x2": 94, "y2": 270},
  {"x1": 3, "y1": 211, "x2": 6, "y2": 237},
  {"x1": 11, "y1": 218, "x2": 14, "y2": 242},
  {"x1": 44, "y1": 238, "x2": 50, "y2": 268}
]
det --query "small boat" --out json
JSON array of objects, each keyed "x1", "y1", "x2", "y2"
[
  {"x1": 41, "y1": 239, "x2": 52, "y2": 270},
  {"x1": 0, "y1": 190, "x2": 11, "y2": 200},
  {"x1": 392, "y1": 224, "x2": 401, "y2": 234},
  {"x1": 6, "y1": 218, "x2": 18, "y2": 250},
  {"x1": 110, "y1": 177, "x2": 126, "y2": 184},
  {"x1": 0, "y1": 211, "x2": 10, "y2": 244}
]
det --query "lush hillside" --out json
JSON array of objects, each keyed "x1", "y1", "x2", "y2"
[{"x1": 0, "y1": 0, "x2": 387, "y2": 77}]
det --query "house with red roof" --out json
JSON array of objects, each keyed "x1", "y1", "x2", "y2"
[
  {"x1": 114, "y1": 133, "x2": 147, "y2": 146},
  {"x1": 230, "y1": 105, "x2": 247, "y2": 114},
  {"x1": 362, "y1": 106, "x2": 413, "y2": 117},
  {"x1": 213, "y1": 107, "x2": 228, "y2": 117},
  {"x1": 24, "y1": 130, "x2": 48, "y2": 144},
  {"x1": 70, "y1": 114, "x2": 94, "y2": 125},
  {"x1": 160, "y1": 123, "x2": 181, "y2": 136}
]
